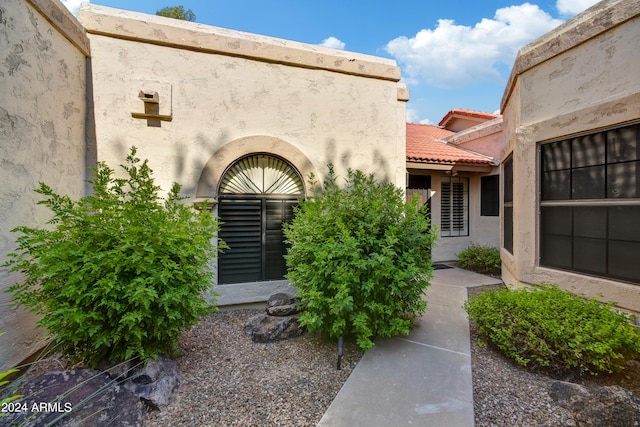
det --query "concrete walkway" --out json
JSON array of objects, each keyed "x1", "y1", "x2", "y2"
[{"x1": 317, "y1": 266, "x2": 503, "y2": 427}]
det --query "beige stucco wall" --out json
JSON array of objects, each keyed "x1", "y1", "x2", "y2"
[
  {"x1": 500, "y1": 0, "x2": 640, "y2": 312},
  {"x1": 78, "y1": 4, "x2": 406, "y2": 195},
  {"x1": 0, "y1": 0, "x2": 90, "y2": 367},
  {"x1": 78, "y1": 5, "x2": 407, "y2": 303},
  {"x1": 443, "y1": 117, "x2": 504, "y2": 160}
]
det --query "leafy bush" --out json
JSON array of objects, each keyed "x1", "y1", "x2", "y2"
[
  {"x1": 5, "y1": 148, "x2": 224, "y2": 367},
  {"x1": 457, "y1": 244, "x2": 501, "y2": 276},
  {"x1": 465, "y1": 283, "x2": 640, "y2": 375},
  {"x1": 284, "y1": 166, "x2": 436, "y2": 351}
]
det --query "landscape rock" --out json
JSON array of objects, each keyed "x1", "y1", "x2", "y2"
[
  {"x1": 266, "y1": 303, "x2": 299, "y2": 316},
  {"x1": 550, "y1": 380, "x2": 640, "y2": 427},
  {"x1": 98, "y1": 357, "x2": 139, "y2": 380},
  {"x1": 4, "y1": 369, "x2": 146, "y2": 427},
  {"x1": 549, "y1": 381, "x2": 591, "y2": 407},
  {"x1": 265, "y1": 292, "x2": 300, "y2": 316},
  {"x1": 246, "y1": 313, "x2": 304, "y2": 343},
  {"x1": 267, "y1": 293, "x2": 299, "y2": 310},
  {"x1": 124, "y1": 354, "x2": 180, "y2": 411}
]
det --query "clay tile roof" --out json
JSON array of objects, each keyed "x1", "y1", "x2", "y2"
[
  {"x1": 406, "y1": 123, "x2": 493, "y2": 164},
  {"x1": 438, "y1": 108, "x2": 501, "y2": 128}
]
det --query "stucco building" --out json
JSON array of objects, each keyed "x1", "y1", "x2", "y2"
[
  {"x1": 77, "y1": 4, "x2": 409, "y2": 306},
  {"x1": 500, "y1": 0, "x2": 640, "y2": 313},
  {"x1": 1, "y1": 0, "x2": 408, "y2": 367},
  {"x1": 406, "y1": 110, "x2": 503, "y2": 261},
  {"x1": 2, "y1": 0, "x2": 639, "y2": 370}
]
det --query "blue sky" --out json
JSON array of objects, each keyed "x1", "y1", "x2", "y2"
[{"x1": 63, "y1": 0, "x2": 600, "y2": 125}]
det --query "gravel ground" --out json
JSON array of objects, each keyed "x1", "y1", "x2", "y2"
[
  {"x1": 470, "y1": 321, "x2": 576, "y2": 426},
  {"x1": 469, "y1": 286, "x2": 640, "y2": 427},
  {"x1": 157, "y1": 308, "x2": 577, "y2": 427},
  {"x1": 144, "y1": 309, "x2": 362, "y2": 427},
  {"x1": 18, "y1": 301, "x2": 640, "y2": 426},
  {"x1": 150, "y1": 305, "x2": 640, "y2": 427}
]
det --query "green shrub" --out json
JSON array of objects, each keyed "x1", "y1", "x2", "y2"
[
  {"x1": 284, "y1": 166, "x2": 436, "y2": 352},
  {"x1": 457, "y1": 244, "x2": 501, "y2": 276},
  {"x1": 465, "y1": 283, "x2": 640, "y2": 375},
  {"x1": 5, "y1": 147, "x2": 224, "y2": 367}
]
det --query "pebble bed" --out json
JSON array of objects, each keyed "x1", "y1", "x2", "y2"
[
  {"x1": 144, "y1": 309, "x2": 361, "y2": 427},
  {"x1": 469, "y1": 322, "x2": 576, "y2": 427},
  {"x1": 146, "y1": 308, "x2": 575, "y2": 427},
  {"x1": 21, "y1": 305, "x2": 640, "y2": 426}
]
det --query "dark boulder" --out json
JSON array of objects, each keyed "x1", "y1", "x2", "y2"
[
  {"x1": 550, "y1": 380, "x2": 640, "y2": 427},
  {"x1": 123, "y1": 354, "x2": 180, "y2": 411},
  {"x1": 246, "y1": 313, "x2": 304, "y2": 343},
  {"x1": 266, "y1": 293, "x2": 300, "y2": 315},
  {"x1": 4, "y1": 369, "x2": 146, "y2": 427},
  {"x1": 266, "y1": 304, "x2": 299, "y2": 316}
]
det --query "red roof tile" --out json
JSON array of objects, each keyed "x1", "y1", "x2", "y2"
[
  {"x1": 406, "y1": 123, "x2": 493, "y2": 164},
  {"x1": 438, "y1": 109, "x2": 501, "y2": 128}
]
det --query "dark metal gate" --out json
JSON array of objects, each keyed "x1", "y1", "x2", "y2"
[
  {"x1": 218, "y1": 197, "x2": 297, "y2": 284},
  {"x1": 217, "y1": 154, "x2": 303, "y2": 284}
]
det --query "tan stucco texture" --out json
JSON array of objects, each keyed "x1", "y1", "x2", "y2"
[
  {"x1": 0, "y1": 0, "x2": 89, "y2": 368},
  {"x1": 78, "y1": 4, "x2": 407, "y2": 198},
  {"x1": 500, "y1": 0, "x2": 640, "y2": 312}
]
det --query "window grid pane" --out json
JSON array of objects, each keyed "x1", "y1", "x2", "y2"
[
  {"x1": 539, "y1": 122, "x2": 640, "y2": 283},
  {"x1": 504, "y1": 206, "x2": 513, "y2": 254},
  {"x1": 504, "y1": 157, "x2": 513, "y2": 203}
]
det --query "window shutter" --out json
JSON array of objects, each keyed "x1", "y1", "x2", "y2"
[
  {"x1": 441, "y1": 182, "x2": 451, "y2": 232},
  {"x1": 452, "y1": 182, "x2": 465, "y2": 230},
  {"x1": 217, "y1": 154, "x2": 303, "y2": 284},
  {"x1": 218, "y1": 199, "x2": 263, "y2": 284}
]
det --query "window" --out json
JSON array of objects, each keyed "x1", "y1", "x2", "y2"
[
  {"x1": 441, "y1": 176, "x2": 468, "y2": 237},
  {"x1": 481, "y1": 175, "x2": 499, "y2": 216},
  {"x1": 407, "y1": 174, "x2": 431, "y2": 217},
  {"x1": 503, "y1": 156, "x2": 513, "y2": 254},
  {"x1": 217, "y1": 154, "x2": 304, "y2": 284},
  {"x1": 408, "y1": 174, "x2": 430, "y2": 190},
  {"x1": 539, "y1": 123, "x2": 640, "y2": 283}
]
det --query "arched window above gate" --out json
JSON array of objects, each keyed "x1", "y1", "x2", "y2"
[
  {"x1": 217, "y1": 154, "x2": 303, "y2": 284},
  {"x1": 219, "y1": 155, "x2": 304, "y2": 195}
]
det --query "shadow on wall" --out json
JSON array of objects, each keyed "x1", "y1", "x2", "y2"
[
  {"x1": 107, "y1": 129, "x2": 230, "y2": 197},
  {"x1": 105, "y1": 131, "x2": 393, "y2": 199},
  {"x1": 322, "y1": 138, "x2": 391, "y2": 183}
]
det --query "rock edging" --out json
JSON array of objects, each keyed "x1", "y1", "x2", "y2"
[{"x1": 246, "y1": 292, "x2": 305, "y2": 343}]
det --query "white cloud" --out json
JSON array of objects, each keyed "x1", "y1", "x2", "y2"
[
  {"x1": 406, "y1": 108, "x2": 420, "y2": 123},
  {"x1": 385, "y1": 3, "x2": 563, "y2": 89},
  {"x1": 61, "y1": 0, "x2": 86, "y2": 15},
  {"x1": 320, "y1": 36, "x2": 346, "y2": 50},
  {"x1": 406, "y1": 108, "x2": 433, "y2": 125},
  {"x1": 556, "y1": 0, "x2": 600, "y2": 15}
]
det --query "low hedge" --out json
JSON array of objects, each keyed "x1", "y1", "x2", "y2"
[
  {"x1": 457, "y1": 244, "x2": 501, "y2": 276},
  {"x1": 465, "y1": 283, "x2": 640, "y2": 375}
]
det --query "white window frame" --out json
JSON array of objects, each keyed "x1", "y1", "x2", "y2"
[{"x1": 441, "y1": 176, "x2": 469, "y2": 237}]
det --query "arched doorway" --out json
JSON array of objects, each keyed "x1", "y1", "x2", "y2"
[{"x1": 217, "y1": 154, "x2": 304, "y2": 284}]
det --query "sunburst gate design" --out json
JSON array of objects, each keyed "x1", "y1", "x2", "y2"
[{"x1": 219, "y1": 155, "x2": 304, "y2": 195}]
